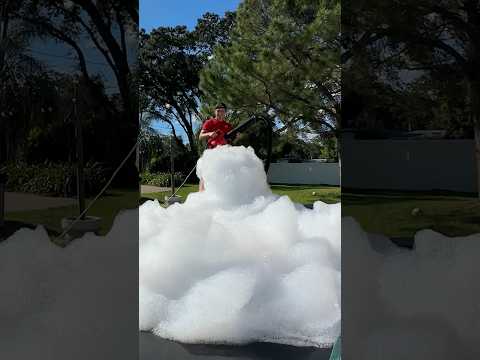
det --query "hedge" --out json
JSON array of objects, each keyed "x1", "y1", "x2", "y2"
[
  {"x1": 140, "y1": 171, "x2": 184, "y2": 188},
  {"x1": 1, "y1": 161, "x2": 109, "y2": 197}
]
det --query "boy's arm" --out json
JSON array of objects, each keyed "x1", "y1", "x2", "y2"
[
  {"x1": 199, "y1": 129, "x2": 216, "y2": 139},
  {"x1": 199, "y1": 120, "x2": 218, "y2": 139}
]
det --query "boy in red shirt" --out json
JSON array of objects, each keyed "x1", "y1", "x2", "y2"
[
  {"x1": 199, "y1": 103, "x2": 233, "y2": 149},
  {"x1": 198, "y1": 103, "x2": 233, "y2": 191}
]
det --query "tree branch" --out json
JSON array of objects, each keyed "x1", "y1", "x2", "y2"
[
  {"x1": 23, "y1": 17, "x2": 92, "y2": 84},
  {"x1": 75, "y1": 15, "x2": 118, "y2": 77},
  {"x1": 341, "y1": 30, "x2": 389, "y2": 64}
]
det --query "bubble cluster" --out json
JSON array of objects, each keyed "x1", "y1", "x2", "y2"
[{"x1": 139, "y1": 146, "x2": 341, "y2": 347}]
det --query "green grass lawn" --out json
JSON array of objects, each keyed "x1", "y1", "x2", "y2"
[
  {"x1": 142, "y1": 184, "x2": 200, "y2": 204},
  {"x1": 141, "y1": 184, "x2": 340, "y2": 205},
  {"x1": 271, "y1": 185, "x2": 340, "y2": 204},
  {"x1": 6, "y1": 184, "x2": 339, "y2": 244},
  {"x1": 5, "y1": 188, "x2": 138, "y2": 245},
  {"x1": 343, "y1": 190, "x2": 480, "y2": 238},
  {"x1": 9, "y1": 185, "x2": 475, "y2": 244}
]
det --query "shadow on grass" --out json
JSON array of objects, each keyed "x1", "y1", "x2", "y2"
[
  {"x1": 342, "y1": 194, "x2": 472, "y2": 206},
  {"x1": 140, "y1": 197, "x2": 155, "y2": 206},
  {"x1": 344, "y1": 191, "x2": 480, "y2": 238},
  {"x1": 5, "y1": 189, "x2": 139, "y2": 247},
  {"x1": 271, "y1": 184, "x2": 339, "y2": 191},
  {"x1": 464, "y1": 216, "x2": 480, "y2": 225},
  {"x1": 343, "y1": 188, "x2": 477, "y2": 198},
  {"x1": 0, "y1": 220, "x2": 64, "y2": 243}
]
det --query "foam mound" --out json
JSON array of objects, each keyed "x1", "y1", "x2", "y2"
[
  {"x1": 139, "y1": 145, "x2": 341, "y2": 347},
  {"x1": 0, "y1": 210, "x2": 138, "y2": 359},
  {"x1": 342, "y1": 216, "x2": 480, "y2": 360}
]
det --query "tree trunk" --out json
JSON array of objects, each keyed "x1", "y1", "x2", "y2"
[
  {"x1": 75, "y1": 0, "x2": 133, "y2": 124},
  {"x1": 0, "y1": 0, "x2": 10, "y2": 73},
  {"x1": 184, "y1": 125, "x2": 199, "y2": 159}
]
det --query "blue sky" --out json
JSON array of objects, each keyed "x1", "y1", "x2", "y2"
[
  {"x1": 140, "y1": 0, "x2": 241, "y2": 139},
  {"x1": 140, "y1": 0, "x2": 241, "y2": 31},
  {"x1": 29, "y1": 13, "x2": 137, "y2": 95}
]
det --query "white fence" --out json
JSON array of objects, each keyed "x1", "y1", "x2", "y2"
[
  {"x1": 266, "y1": 139, "x2": 478, "y2": 193},
  {"x1": 341, "y1": 138, "x2": 477, "y2": 193},
  {"x1": 267, "y1": 162, "x2": 340, "y2": 186}
]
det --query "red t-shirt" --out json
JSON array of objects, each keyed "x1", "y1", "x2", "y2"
[{"x1": 202, "y1": 118, "x2": 233, "y2": 149}]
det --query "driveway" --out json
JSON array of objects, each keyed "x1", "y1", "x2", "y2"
[
  {"x1": 141, "y1": 185, "x2": 170, "y2": 194},
  {"x1": 4, "y1": 192, "x2": 76, "y2": 213}
]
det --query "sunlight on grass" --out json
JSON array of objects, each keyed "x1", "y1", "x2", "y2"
[{"x1": 141, "y1": 184, "x2": 341, "y2": 205}]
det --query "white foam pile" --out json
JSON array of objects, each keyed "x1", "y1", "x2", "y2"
[
  {"x1": 0, "y1": 210, "x2": 138, "y2": 359},
  {"x1": 343, "y1": 217, "x2": 480, "y2": 360},
  {"x1": 139, "y1": 145, "x2": 341, "y2": 347}
]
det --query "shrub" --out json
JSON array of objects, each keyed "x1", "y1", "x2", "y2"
[
  {"x1": 1, "y1": 161, "x2": 109, "y2": 197},
  {"x1": 140, "y1": 171, "x2": 184, "y2": 187}
]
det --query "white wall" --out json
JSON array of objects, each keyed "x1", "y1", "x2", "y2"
[
  {"x1": 267, "y1": 162, "x2": 340, "y2": 185},
  {"x1": 266, "y1": 139, "x2": 478, "y2": 193},
  {"x1": 341, "y1": 138, "x2": 477, "y2": 193}
]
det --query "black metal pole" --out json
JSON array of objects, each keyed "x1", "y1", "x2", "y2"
[
  {"x1": 73, "y1": 81, "x2": 85, "y2": 219},
  {"x1": 170, "y1": 135, "x2": 175, "y2": 195},
  {"x1": 224, "y1": 114, "x2": 273, "y2": 172},
  {"x1": 264, "y1": 116, "x2": 273, "y2": 173},
  {"x1": 0, "y1": 180, "x2": 4, "y2": 228}
]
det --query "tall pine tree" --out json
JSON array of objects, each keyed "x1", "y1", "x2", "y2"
[{"x1": 200, "y1": 0, "x2": 340, "y2": 139}]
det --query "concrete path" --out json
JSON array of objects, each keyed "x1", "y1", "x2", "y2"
[
  {"x1": 141, "y1": 185, "x2": 170, "y2": 193},
  {"x1": 4, "y1": 192, "x2": 76, "y2": 213}
]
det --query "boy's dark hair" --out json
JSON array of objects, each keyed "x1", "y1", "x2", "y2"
[{"x1": 215, "y1": 103, "x2": 227, "y2": 110}]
